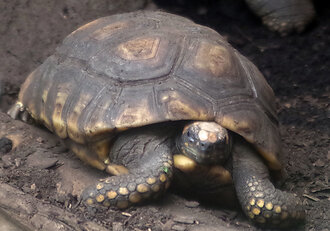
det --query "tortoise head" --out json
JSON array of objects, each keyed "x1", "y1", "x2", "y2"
[{"x1": 177, "y1": 121, "x2": 232, "y2": 165}]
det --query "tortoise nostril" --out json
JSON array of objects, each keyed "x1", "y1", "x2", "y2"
[{"x1": 200, "y1": 142, "x2": 208, "y2": 150}]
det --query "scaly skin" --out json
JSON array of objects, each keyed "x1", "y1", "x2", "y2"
[
  {"x1": 245, "y1": 0, "x2": 315, "y2": 35},
  {"x1": 233, "y1": 137, "x2": 305, "y2": 227},
  {"x1": 82, "y1": 126, "x2": 174, "y2": 208}
]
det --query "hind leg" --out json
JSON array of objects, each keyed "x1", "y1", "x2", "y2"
[
  {"x1": 65, "y1": 140, "x2": 129, "y2": 175},
  {"x1": 7, "y1": 101, "x2": 31, "y2": 122}
]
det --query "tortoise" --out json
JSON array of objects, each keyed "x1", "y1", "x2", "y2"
[
  {"x1": 8, "y1": 11, "x2": 305, "y2": 228},
  {"x1": 244, "y1": 0, "x2": 315, "y2": 35}
]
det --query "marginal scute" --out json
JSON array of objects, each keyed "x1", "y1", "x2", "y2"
[
  {"x1": 83, "y1": 96, "x2": 114, "y2": 139},
  {"x1": 216, "y1": 107, "x2": 281, "y2": 170},
  {"x1": 159, "y1": 90, "x2": 211, "y2": 120},
  {"x1": 114, "y1": 98, "x2": 156, "y2": 129},
  {"x1": 67, "y1": 93, "x2": 93, "y2": 143},
  {"x1": 68, "y1": 142, "x2": 106, "y2": 171},
  {"x1": 52, "y1": 82, "x2": 72, "y2": 139}
]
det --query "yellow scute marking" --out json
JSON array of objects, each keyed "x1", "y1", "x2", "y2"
[
  {"x1": 92, "y1": 22, "x2": 127, "y2": 40},
  {"x1": 83, "y1": 94, "x2": 113, "y2": 137},
  {"x1": 257, "y1": 199, "x2": 264, "y2": 208},
  {"x1": 118, "y1": 187, "x2": 129, "y2": 195},
  {"x1": 39, "y1": 89, "x2": 52, "y2": 130},
  {"x1": 52, "y1": 83, "x2": 72, "y2": 139},
  {"x1": 161, "y1": 91, "x2": 209, "y2": 120},
  {"x1": 67, "y1": 93, "x2": 93, "y2": 143},
  {"x1": 107, "y1": 191, "x2": 117, "y2": 199},
  {"x1": 252, "y1": 208, "x2": 261, "y2": 215},
  {"x1": 96, "y1": 194, "x2": 105, "y2": 202},
  {"x1": 129, "y1": 192, "x2": 142, "y2": 203},
  {"x1": 274, "y1": 205, "x2": 282, "y2": 214},
  {"x1": 219, "y1": 115, "x2": 251, "y2": 134},
  {"x1": 70, "y1": 18, "x2": 103, "y2": 35},
  {"x1": 117, "y1": 37, "x2": 160, "y2": 61},
  {"x1": 194, "y1": 41, "x2": 232, "y2": 77},
  {"x1": 265, "y1": 202, "x2": 273, "y2": 210}
]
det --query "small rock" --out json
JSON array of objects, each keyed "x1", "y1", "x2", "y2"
[
  {"x1": 27, "y1": 151, "x2": 58, "y2": 169},
  {"x1": 0, "y1": 137, "x2": 12, "y2": 154},
  {"x1": 314, "y1": 159, "x2": 325, "y2": 167},
  {"x1": 112, "y1": 222, "x2": 124, "y2": 231},
  {"x1": 31, "y1": 183, "x2": 36, "y2": 191},
  {"x1": 163, "y1": 220, "x2": 175, "y2": 230},
  {"x1": 14, "y1": 158, "x2": 22, "y2": 167},
  {"x1": 172, "y1": 224, "x2": 186, "y2": 231},
  {"x1": 121, "y1": 212, "x2": 132, "y2": 217},
  {"x1": 284, "y1": 103, "x2": 291, "y2": 108},
  {"x1": 1, "y1": 154, "x2": 13, "y2": 167},
  {"x1": 173, "y1": 216, "x2": 194, "y2": 224},
  {"x1": 327, "y1": 151, "x2": 330, "y2": 160},
  {"x1": 36, "y1": 137, "x2": 44, "y2": 143},
  {"x1": 184, "y1": 200, "x2": 199, "y2": 208}
]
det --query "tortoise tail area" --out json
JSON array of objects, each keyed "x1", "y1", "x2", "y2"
[
  {"x1": 232, "y1": 137, "x2": 305, "y2": 228},
  {"x1": 82, "y1": 125, "x2": 174, "y2": 209}
]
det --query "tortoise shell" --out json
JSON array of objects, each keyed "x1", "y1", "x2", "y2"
[{"x1": 18, "y1": 11, "x2": 281, "y2": 170}]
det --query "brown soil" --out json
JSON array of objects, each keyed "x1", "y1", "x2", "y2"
[{"x1": 0, "y1": 0, "x2": 329, "y2": 230}]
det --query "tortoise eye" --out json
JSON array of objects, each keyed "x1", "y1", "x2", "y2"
[{"x1": 186, "y1": 131, "x2": 195, "y2": 143}]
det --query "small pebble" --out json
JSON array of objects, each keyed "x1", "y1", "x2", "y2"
[
  {"x1": 14, "y1": 158, "x2": 21, "y2": 167},
  {"x1": 0, "y1": 137, "x2": 12, "y2": 154},
  {"x1": 1, "y1": 155, "x2": 13, "y2": 167},
  {"x1": 112, "y1": 222, "x2": 124, "y2": 231},
  {"x1": 173, "y1": 216, "x2": 194, "y2": 224},
  {"x1": 31, "y1": 183, "x2": 36, "y2": 191},
  {"x1": 172, "y1": 224, "x2": 186, "y2": 231},
  {"x1": 121, "y1": 212, "x2": 132, "y2": 217},
  {"x1": 184, "y1": 200, "x2": 199, "y2": 208},
  {"x1": 314, "y1": 159, "x2": 325, "y2": 167}
]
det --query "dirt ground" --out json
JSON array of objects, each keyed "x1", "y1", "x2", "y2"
[{"x1": 0, "y1": 0, "x2": 329, "y2": 230}]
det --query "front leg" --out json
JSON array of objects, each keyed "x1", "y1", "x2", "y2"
[
  {"x1": 233, "y1": 138, "x2": 305, "y2": 228},
  {"x1": 82, "y1": 127, "x2": 174, "y2": 209}
]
